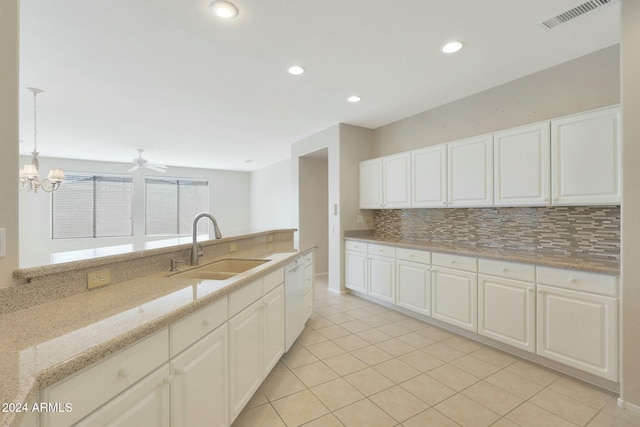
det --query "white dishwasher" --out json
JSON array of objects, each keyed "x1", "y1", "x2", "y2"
[{"x1": 284, "y1": 256, "x2": 305, "y2": 351}]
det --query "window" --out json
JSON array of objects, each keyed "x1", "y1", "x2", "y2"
[
  {"x1": 145, "y1": 178, "x2": 209, "y2": 235},
  {"x1": 52, "y1": 174, "x2": 133, "y2": 239}
]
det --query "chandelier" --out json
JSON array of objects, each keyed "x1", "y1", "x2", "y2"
[{"x1": 19, "y1": 87, "x2": 64, "y2": 193}]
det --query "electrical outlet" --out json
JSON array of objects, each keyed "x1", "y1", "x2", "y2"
[
  {"x1": 87, "y1": 269, "x2": 112, "y2": 289},
  {"x1": 229, "y1": 243, "x2": 238, "y2": 253},
  {"x1": 356, "y1": 215, "x2": 364, "y2": 224},
  {"x1": 267, "y1": 234, "x2": 274, "y2": 242}
]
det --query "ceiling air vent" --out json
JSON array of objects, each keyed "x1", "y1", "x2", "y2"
[{"x1": 539, "y1": 0, "x2": 615, "y2": 30}]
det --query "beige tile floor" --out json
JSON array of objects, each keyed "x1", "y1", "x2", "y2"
[{"x1": 232, "y1": 276, "x2": 640, "y2": 427}]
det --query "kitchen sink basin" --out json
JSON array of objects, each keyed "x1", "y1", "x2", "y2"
[{"x1": 176, "y1": 258, "x2": 269, "y2": 280}]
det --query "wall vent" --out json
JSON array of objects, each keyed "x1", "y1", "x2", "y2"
[{"x1": 539, "y1": 0, "x2": 615, "y2": 30}]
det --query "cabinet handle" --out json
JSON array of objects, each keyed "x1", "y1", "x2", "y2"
[
  {"x1": 163, "y1": 375, "x2": 174, "y2": 385},
  {"x1": 501, "y1": 267, "x2": 508, "y2": 272},
  {"x1": 174, "y1": 367, "x2": 185, "y2": 375},
  {"x1": 409, "y1": 254, "x2": 414, "y2": 258},
  {"x1": 568, "y1": 277, "x2": 577, "y2": 283},
  {"x1": 450, "y1": 260, "x2": 455, "y2": 264},
  {"x1": 202, "y1": 319, "x2": 210, "y2": 327},
  {"x1": 118, "y1": 368, "x2": 130, "y2": 378}
]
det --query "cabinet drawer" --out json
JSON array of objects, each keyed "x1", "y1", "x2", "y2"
[
  {"x1": 368, "y1": 244, "x2": 395, "y2": 258},
  {"x1": 229, "y1": 279, "x2": 263, "y2": 317},
  {"x1": 432, "y1": 252, "x2": 477, "y2": 272},
  {"x1": 396, "y1": 248, "x2": 430, "y2": 264},
  {"x1": 44, "y1": 328, "x2": 169, "y2": 427},
  {"x1": 537, "y1": 266, "x2": 617, "y2": 297},
  {"x1": 263, "y1": 268, "x2": 284, "y2": 294},
  {"x1": 171, "y1": 297, "x2": 228, "y2": 357},
  {"x1": 304, "y1": 252, "x2": 314, "y2": 267},
  {"x1": 345, "y1": 240, "x2": 367, "y2": 253},
  {"x1": 479, "y1": 258, "x2": 535, "y2": 282}
]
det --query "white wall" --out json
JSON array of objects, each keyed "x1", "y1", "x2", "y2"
[
  {"x1": 621, "y1": 0, "x2": 640, "y2": 410},
  {"x1": 19, "y1": 156, "x2": 250, "y2": 267},
  {"x1": 249, "y1": 158, "x2": 293, "y2": 230},
  {"x1": 0, "y1": 0, "x2": 19, "y2": 286}
]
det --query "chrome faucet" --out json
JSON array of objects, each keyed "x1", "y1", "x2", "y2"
[{"x1": 191, "y1": 213, "x2": 223, "y2": 266}]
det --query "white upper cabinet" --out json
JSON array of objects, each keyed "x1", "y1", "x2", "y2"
[
  {"x1": 494, "y1": 122, "x2": 551, "y2": 206},
  {"x1": 412, "y1": 145, "x2": 447, "y2": 207},
  {"x1": 551, "y1": 106, "x2": 621, "y2": 205},
  {"x1": 448, "y1": 135, "x2": 493, "y2": 207},
  {"x1": 360, "y1": 154, "x2": 411, "y2": 209},
  {"x1": 383, "y1": 153, "x2": 412, "y2": 208},
  {"x1": 359, "y1": 159, "x2": 383, "y2": 209}
]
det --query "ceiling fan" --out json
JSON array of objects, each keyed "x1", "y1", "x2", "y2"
[{"x1": 128, "y1": 149, "x2": 168, "y2": 173}]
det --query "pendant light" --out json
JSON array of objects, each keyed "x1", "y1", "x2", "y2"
[{"x1": 19, "y1": 87, "x2": 64, "y2": 193}]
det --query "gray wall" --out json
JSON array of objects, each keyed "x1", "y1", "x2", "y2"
[
  {"x1": 373, "y1": 46, "x2": 620, "y2": 156},
  {"x1": 0, "y1": 0, "x2": 19, "y2": 286},
  {"x1": 621, "y1": 0, "x2": 640, "y2": 410}
]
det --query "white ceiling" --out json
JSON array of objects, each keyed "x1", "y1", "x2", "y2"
[{"x1": 18, "y1": 0, "x2": 620, "y2": 172}]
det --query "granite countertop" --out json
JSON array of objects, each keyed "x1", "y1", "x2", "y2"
[
  {"x1": 345, "y1": 235, "x2": 619, "y2": 275},
  {"x1": 0, "y1": 241, "x2": 311, "y2": 427}
]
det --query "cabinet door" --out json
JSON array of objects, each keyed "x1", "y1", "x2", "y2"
[
  {"x1": 537, "y1": 285, "x2": 618, "y2": 381},
  {"x1": 431, "y1": 267, "x2": 477, "y2": 332},
  {"x1": 383, "y1": 153, "x2": 411, "y2": 208},
  {"x1": 412, "y1": 145, "x2": 447, "y2": 208},
  {"x1": 345, "y1": 251, "x2": 367, "y2": 293},
  {"x1": 368, "y1": 255, "x2": 395, "y2": 303},
  {"x1": 172, "y1": 325, "x2": 228, "y2": 427},
  {"x1": 359, "y1": 159, "x2": 383, "y2": 209},
  {"x1": 478, "y1": 275, "x2": 535, "y2": 353},
  {"x1": 74, "y1": 365, "x2": 170, "y2": 427},
  {"x1": 448, "y1": 135, "x2": 493, "y2": 207},
  {"x1": 396, "y1": 260, "x2": 431, "y2": 316},
  {"x1": 263, "y1": 285, "x2": 285, "y2": 375},
  {"x1": 494, "y1": 122, "x2": 550, "y2": 206},
  {"x1": 228, "y1": 299, "x2": 263, "y2": 422},
  {"x1": 551, "y1": 107, "x2": 620, "y2": 205}
]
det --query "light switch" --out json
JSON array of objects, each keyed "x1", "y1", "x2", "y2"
[{"x1": 0, "y1": 228, "x2": 5, "y2": 257}]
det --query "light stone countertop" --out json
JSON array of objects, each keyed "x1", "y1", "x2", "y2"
[
  {"x1": 0, "y1": 241, "x2": 311, "y2": 427},
  {"x1": 345, "y1": 235, "x2": 619, "y2": 275}
]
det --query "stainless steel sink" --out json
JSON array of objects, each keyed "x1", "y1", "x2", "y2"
[{"x1": 176, "y1": 258, "x2": 269, "y2": 280}]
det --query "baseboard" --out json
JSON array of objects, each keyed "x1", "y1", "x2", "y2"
[{"x1": 617, "y1": 398, "x2": 640, "y2": 414}]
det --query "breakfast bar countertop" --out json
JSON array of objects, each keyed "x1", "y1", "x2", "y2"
[{"x1": 0, "y1": 240, "x2": 312, "y2": 427}]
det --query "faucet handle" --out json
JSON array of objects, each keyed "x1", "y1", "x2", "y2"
[{"x1": 170, "y1": 258, "x2": 188, "y2": 272}]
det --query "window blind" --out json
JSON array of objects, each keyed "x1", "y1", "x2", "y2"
[
  {"x1": 52, "y1": 174, "x2": 133, "y2": 239},
  {"x1": 145, "y1": 178, "x2": 208, "y2": 235}
]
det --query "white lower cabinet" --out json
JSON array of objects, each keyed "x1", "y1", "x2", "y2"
[
  {"x1": 172, "y1": 324, "x2": 229, "y2": 427},
  {"x1": 396, "y1": 259, "x2": 431, "y2": 316},
  {"x1": 228, "y1": 299, "x2": 263, "y2": 422},
  {"x1": 431, "y1": 266, "x2": 477, "y2": 332},
  {"x1": 478, "y1": 274, "x2": 535, "y2": 353},
  {"x1": 345, "y1": 250, "x2": 367, "y2": 293},
  {"x1": 229, "y1": 284, "x2": 286, "y2": 423},
  {"x1": 368, "y1": 254, "x2": 395, "y2": 303},
  {"x1": 537, "y1": 284, "x2": 618, "y2": 381},
  {"x1": 263, "y1": 285, "x2": 285, "y2": 374},
  {"x1": 75, "y1": 365, "x2": 170, "y2": 427}
]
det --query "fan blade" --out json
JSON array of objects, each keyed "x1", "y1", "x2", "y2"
[
  {"x1": 128, "y1": 164, "x2": 140, "y2": 172},
  {"x1": 146, "y1": 165, "x2": 167, "y2": 172}
]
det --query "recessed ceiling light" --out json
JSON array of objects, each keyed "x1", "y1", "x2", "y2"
[
  {"x1": 441, "y1": 41, "x2": 463, "y2": 53},
  {"x1": 209, "y1": 1, "x2": 239, "y2": 19},
  {"x1": 288, "y1": 65, "x2": 305, "y2": 75},
  {"x1": 347, "y1": 95, "x2": 361, "y2": 103}
]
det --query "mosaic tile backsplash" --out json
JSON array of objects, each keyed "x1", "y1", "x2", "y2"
[{"x1": 373, "y1": 206, "x2": 620, "y2": 261}]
